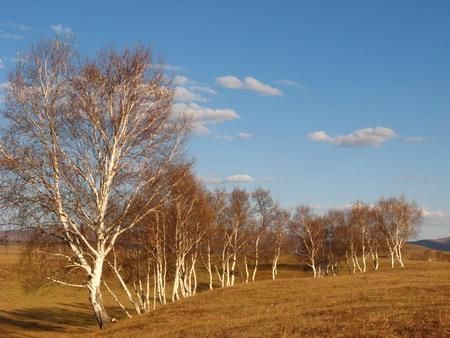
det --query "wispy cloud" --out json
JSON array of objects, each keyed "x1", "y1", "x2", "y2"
[
  {"x1": 200, "y1": 174, "x2": 254, "y2": 185},
  {"x1": 0, "y1": 22, "x2": 31, "y2": 31},
  {"x1": 216, "y1": 75, "x2": 282, "y2": 96},
  {"x1": 0, "y1": 58, "x2": 4, "y2": 69},
  {"x1": 307, "y1": 127, "x2": 397, "y2": 147},
  {"x1": 419, "y1": 207, "x2": 450, "y2": 238},
  {"x1": 0, "y1": 82, "x2": 11, "y2": 104},
  {"x1": 50, "y1": 24, "x2": 73, "y2": 36},
  {"x1": 173, "y1": 76, "x2": 216, "y2": 103},
  {"x1": 0, "y1": 82, "x2": 10, "y2": 90},
  {"x1": 215, "y1": 132, "x2": 253, "y2": 141},
  {"x1": 404, "y1": 136, "x2": 426, "y2": 143},
  {"x1": 174, "y1": 87, "x2": 205, "y2": 102},
  {"x1": 421, "y1": 208, "x2": 448, "y2": 219},
  {"x1": 274, "y1": 79, "x2": 298, "y2": 86},
  {"x1": 0, "y1": 30, "x2": 23, "y2": 40},
  {"x1": 173, "y1": 102, "x2": 239, "y2": 135}
]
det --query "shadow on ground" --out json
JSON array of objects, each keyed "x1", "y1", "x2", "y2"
[{"x1": 0, "y1": 302, "x2": 124, "y2": 335}]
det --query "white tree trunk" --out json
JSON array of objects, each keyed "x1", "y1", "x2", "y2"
[
  {"x1": 395, "y1": 245, "x2": 405, "y2": 267},
  {"x1": 206, "y1": 245, "x2": 213, "y2": 290},
  {"x1": 230, "y1": 252, "x2": 237, "y2": 286},
  {"x1": 252, "y1": 235, "x2": 261, "y2": 282},
  {"x1": 87, "y1": 258, "x2": 111, "y2": 329},
  {"x1": 272, "y1": 247, "x2": 280, "y2": 280},
  {"x1": 244, "y1": 255, "x2": 249, "y2": 283}
]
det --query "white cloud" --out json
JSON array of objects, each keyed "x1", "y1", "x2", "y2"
[
  {"x1": 173, "y1": 102, "x2": 239, "y2": 135},
  {"x1": 216, "y1": 134, "x2": 235, "y2": 141},
  {"x1": 215, "y1": 132, "x2": 253, "y2": 141},
  {"x1": 0, "y1": 58, "x2": 4, "y2": 69},
  {"x1": 200, "y1": 174, "x2": 254, "y2": 185},
  {"x1": 173, "y1": 103, "x2": 238, "y2": 123},
  {"x1": 0, "y1": 82, "x2": 11, "y2": 90},
  {"x1": 0, "y1": 30, "x2": 23, "y2": 40},
  {"x1": 225, "y1": 174, "x2": 253, "y2": 183},
  {"x1": 216, "y1": 75, "x2": 282, "y2": 96},
  {"x1": 199, "y1": 176, "x2": 224, "y2": 185},
  {"x1": 173, "y1": 75, "x2": 189, "y2": 86},
  {"x1": 190, "y1": 84, "x2": 217, "y2": 95},
  {"x1": 174, "y1": 87, "x2": 205, "y2": 102},
  {"x1": 307, "y1": 127, "x2": 397, "y2": 147},
  {"x1": 237, "y1": 132, "x2": 252, "y2": 139},
  {"x1": 0, "y1": 22, "x2": 31, "y2": 31},
  {"x1": 418, "y1": 207, "x2": 450, "y2": 239},
  {"x1": 50, "y1": 24, "x2": 73, "y2": 36},
  {"x1": 307, "y1": 131, "x2": 330, "y2": 142},
  {"x1": 0, "y1": 82, "x2": 10, "y2": 104},
  {"x1": 173, "y1": 76, "x2": 216, "y2": 103},
  {"x1": 216, "y1": 75, "x2": 243, "y2": 89},
  {"x1": 404, "y1": 136, "x2": 425, "y2": 143},
  {"x1": 275, "y1": 79, "x2": 298, "y2": 86},
  {"x1": 190, "y1": 122, "x2": 210, "y2": 135},
  {"x1": 421, "y1": 208, "x2": 448, "y2": 219}
]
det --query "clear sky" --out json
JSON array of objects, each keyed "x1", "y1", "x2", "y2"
[{"x1": 0, "y1": 0, "x2": 449, "y2": 239}]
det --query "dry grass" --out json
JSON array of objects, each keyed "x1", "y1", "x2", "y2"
[{"x1": 1, "y1": 245, "x2": 449, "y2": 337}]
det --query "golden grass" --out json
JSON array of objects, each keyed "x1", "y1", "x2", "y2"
[
  {"x1": 1, "y1": 245, "x2": 449, "y2": 337},
  {"x1": 97, "y1": 261, "x2": 450, "y2": 338}
]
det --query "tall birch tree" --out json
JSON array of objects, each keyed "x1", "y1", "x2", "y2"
[{"x1": 0, "y1": 38, "x2": 187, "y2": 329}]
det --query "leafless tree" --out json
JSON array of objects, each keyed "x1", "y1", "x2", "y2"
[
  {"x1": 290, "y1": 206, "x2": 324, "y2": 278},
  {"x1": 376, "y1": 196, "x2": 422, "y2": 268},
  {"x1": 0, "y1": 38, "x2": 187, "y2": 328},
  {"x1": 250, "y1": 187, "x2": 274, "y2": 282},
  {"x1": 269, "y1": 206, "x2": 289, "y2": 280}
]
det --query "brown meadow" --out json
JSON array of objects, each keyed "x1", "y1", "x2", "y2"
[{"x1": 1, "y1": 244, "x2": 449, "y2": 337}]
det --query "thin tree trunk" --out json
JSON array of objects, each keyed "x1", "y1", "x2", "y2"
[
  {"x1": 103, "y1": 281, "x2": 132, "y2": 318},
  {"x1": 244, "y1": 254, "x2": 249, "y2": 283},
  {"x1": 395, "y1": 245, "x2": 405, "y2": 268},
  {"x1": 374, "y1": 250, "x2": 379, "y2": 270},
  {"x1": 252, "y1": 234, "x2": 261, "y2": 282},
  {"x1": 110, "y1": 261, "x2": 141, "y2": 315},
  {"x1": 272, "y1": 246, "x2": 280, "y2": 280},
  {"x1": 206, "y1": 243, "x2": 213, "y2": 290}
]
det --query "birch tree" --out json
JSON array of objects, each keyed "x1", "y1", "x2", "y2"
[
  {"x1": 376, "y1": 197, "x2": 422, "y2": 268},
  {"x1": 225, "y1": 188, "x2": 250, "y2": 286},
  {"x1": 250, "y1": 187, "x2": 274, "y2": 282},
  {"x1": 290, "y1": 206, "x2": 324, "y2": 278},
  {"x1": 269, "y1": 206, "x2": 289, "y2": 280},
  {"x1": 0, "y1": 38, "x2": 187, "y2": 328},
  {"x1": 349, "y1": 202, "x2": 372, "y2": 272}
]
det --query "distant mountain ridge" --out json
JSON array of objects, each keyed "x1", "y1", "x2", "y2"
[{"x1": 408, "y1": 237, "x2": 450, "y2": 252}]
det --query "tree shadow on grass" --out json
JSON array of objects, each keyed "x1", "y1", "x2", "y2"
[{"x1": 0, "y1": 303, "x2": 125, "y2": 334}]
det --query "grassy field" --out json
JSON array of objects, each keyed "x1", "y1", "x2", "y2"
[{"x1": 1, "y1": 245, "x2": 449, "y2": 337}]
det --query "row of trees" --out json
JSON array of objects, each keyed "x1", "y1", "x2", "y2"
[
  {"x1": 290, "y1": 198, "x2": 422, "y2": 278},
  {"x1": 0, "y1": 39, "x2": 423, "y2": 329}
]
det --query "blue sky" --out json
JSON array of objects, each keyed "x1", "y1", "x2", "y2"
[{"x1": 0, "y1": 0, "x2": 449, "y2": 239}]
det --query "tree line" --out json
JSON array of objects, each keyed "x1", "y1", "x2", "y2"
[{"x1": 0, "y1": 39, "x2": 422, "y2": 329}]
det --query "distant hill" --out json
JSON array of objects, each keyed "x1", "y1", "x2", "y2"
[{"x1": 408, "y1": 237, "x2": 450, "y2": 252}]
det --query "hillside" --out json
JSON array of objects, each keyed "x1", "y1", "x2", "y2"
[
  {"x1": 97, "y1": 261, "x2": 450, "y2": 338},
  {"x1": 409, "y1": 237, "x2": 450, "y2": 252},
  {"x1": 1, "y1": 246, "x2": 449, "y2": 337}
]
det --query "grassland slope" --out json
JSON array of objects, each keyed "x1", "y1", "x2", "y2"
[{"x1": 97, "y1": 261, "x2": 450, "y2": 338}]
